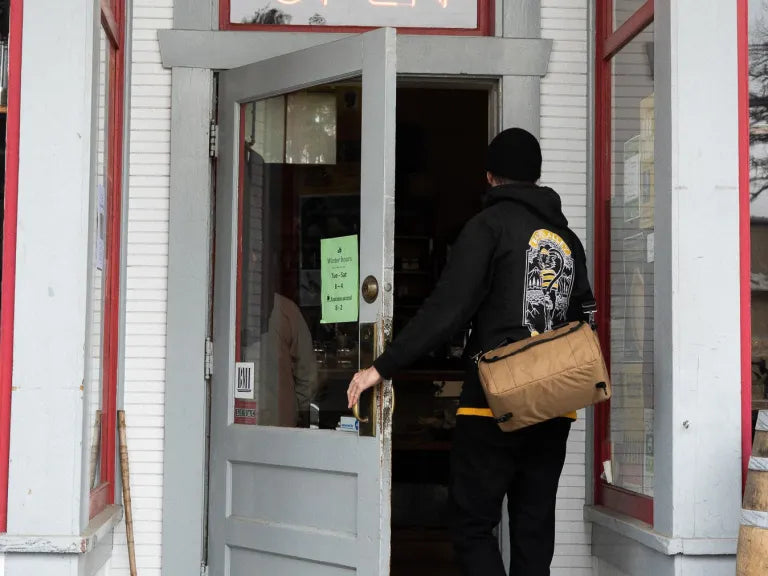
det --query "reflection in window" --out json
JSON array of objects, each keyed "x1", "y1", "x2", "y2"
[
  {"x1": 749, "y1": 1, "x2": 768, "y2": 421},
  {"x1": 237, "y1": 86, "x2": 363, "y2": 430},
  {"x1": 229, "y1": 0, "x2": 477, "y2": 29},
  {"x1": 87, "y1": 27, "x2": 110, "y2": 490},
  {"x1": 613, "y1": 0, "x2": 648, "y2": 33},
  {"x1": 753, "y1": 2, "x2": 768, "y2": 210},
  {"x1": 609, "y1": 24, "x2": 655, "y2": 496}
]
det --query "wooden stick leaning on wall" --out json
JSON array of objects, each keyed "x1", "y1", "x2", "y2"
[
  {"x1": 89, "y1": 410, "x2": 102, "y2": 488},
  {"x1": 118, "y1": 410, "x2": 138, "y2": 576}
]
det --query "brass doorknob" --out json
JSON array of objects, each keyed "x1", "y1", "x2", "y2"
[
  {"x1": 352, "y1": 402, "x2": 369, "y2": 424},
  {"x1": 361, "y1": 275, "x2": 379, "y2": 304}
]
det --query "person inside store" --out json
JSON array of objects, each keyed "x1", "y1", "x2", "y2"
[
  {"x1": 347, "y1": 128, "x2": 594, "y2": 576},
  {"x1": 242, "y1": 246, "x2": 318, "y2": 428}
]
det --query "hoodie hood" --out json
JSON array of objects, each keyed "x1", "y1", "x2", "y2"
[{"x1": 484, "y1": 183, "x2": 569, "y2": 229}]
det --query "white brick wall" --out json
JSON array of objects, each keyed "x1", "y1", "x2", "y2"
[
  {"x1": 540, "y1": 1, "x2": 593, "y2": 575},
  {"x1": 108, "y1": 2, "x2": 173, "y2": 575}
]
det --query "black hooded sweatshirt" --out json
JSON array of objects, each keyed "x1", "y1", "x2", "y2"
[{"x1": 373, "y1": 182, "x2": 594, "y2": 409}]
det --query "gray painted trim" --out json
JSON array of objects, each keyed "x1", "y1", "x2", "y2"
[
  {"x1": 174, "y1": 0, "x2": 214, "y2": 30},
  {"x1": 158, "y1": 30, "x2": 552, "y2": 76},
  {"x1": 653, "y1": 0, "x2": 675, "y2": 536},
  {"x1": 584, "y1": 0, "x2": 596, "y2": 509},
  {"x1": 500, "y1": 75, "x2": 540, "y2": 136},
  {"x1": 81, "y1": 524, "x2": 115, "y2": 576},
  {"x1": 584, "y1": 506, "x2": 738, "y2": 556},
  {"x1": 503, "y1": 0, "x2": 540, "y2": 38},
  {"x1": 592, "y1": 523, "x2": 676, "y2": 576},
  {"x1": 161, "y1": 67, "x2": 214, "y2": 576},
  {"x1": 0, "y1": 506, "x2": 123, "y2": 554}
]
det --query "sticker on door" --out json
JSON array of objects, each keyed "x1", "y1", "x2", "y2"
[
  {"x1": 234, "y1": 362, "x2": 255, "y2": 399},
  {"x1": 321, "y1": 235, "x2": 359, "y2": 324}
]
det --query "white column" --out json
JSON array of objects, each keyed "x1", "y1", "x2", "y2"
[
  {"x1": 5, "y1": 0, "x2": 99, "y2": 573},
  {"x1": 654, "y1": 0, "x2": 742, "y2": 542}
]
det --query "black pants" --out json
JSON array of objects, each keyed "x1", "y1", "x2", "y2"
[{"x1": 450, "y1": 415, "x2": 571, "y2": 576}]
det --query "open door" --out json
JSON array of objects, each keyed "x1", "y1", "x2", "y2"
[{"x1": 208, "y1": 28, "x2": 396, "y2": 576}]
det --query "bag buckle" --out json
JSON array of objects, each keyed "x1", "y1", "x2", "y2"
[{"x1": 582, "y1": 300, "x2": 598, "y2": 329}]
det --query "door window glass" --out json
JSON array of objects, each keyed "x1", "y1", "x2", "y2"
[{"x1": 236, "y1": 83, "x2": 363, "y2": 430}]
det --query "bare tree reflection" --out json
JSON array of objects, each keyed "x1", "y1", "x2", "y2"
[
  {"x1": 243, "y1": 4, "x2": 293, "y2": 24},
  {"x1": 751, "y1": 1, "x2": 768, "y2": 202}
]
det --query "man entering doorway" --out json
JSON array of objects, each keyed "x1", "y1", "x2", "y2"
[{"x1": 347, "y1": 128, "x2": 594, "y2": 575}]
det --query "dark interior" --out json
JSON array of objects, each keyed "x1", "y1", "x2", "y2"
[{"x1": 388, "y1": 87, "x2": 488, "y2": 576}]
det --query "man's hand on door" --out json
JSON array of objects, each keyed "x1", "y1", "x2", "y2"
[{"x1": 347, "y1": 367, "x2": 383, "y2": 409}]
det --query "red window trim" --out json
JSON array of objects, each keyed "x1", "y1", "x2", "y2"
[
  {"x1": 593, "y1": 0, "x2": 655, "y2": 526},
  {"x1": 218, "y1": 0, "x2": 493, "y2": 36},
  {"x1": 737, "y1": 0, "x2": 751, "y2": 493},
  {"x1": 604, "y1": 0, "x2": 654, "y2": 60},
  {"x1": 89, "y1": 0, "x2": 125, "y2": 520},
  {"x1": 100, "y1": 0, "x2": 120, "y2": 48},
  {"x1": 0, "y1": 0, "x2": 24, "y2": 533}
]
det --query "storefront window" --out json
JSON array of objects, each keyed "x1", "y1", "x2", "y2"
[
  {"x1": 594, "y1": 0, "x2": 654, "y2": 523},
  {"x1": 749, "y1": 0, "x2": 768, "y2": 423},
  {"x1": 221, "y1": 0, "x2": 490, "y2": 34},
  {"x1": 613, "y1": 0, "x2": 651, "y2": 33},
  {"x1": 608, "y1": 24, "x2": 655, "y2": 497},
  {"x1": 87, "y1": 25, "x2": 110, "y2": 495},
  {"x1": 87, "y1": 0, "x2": 125, "y2": 519}
]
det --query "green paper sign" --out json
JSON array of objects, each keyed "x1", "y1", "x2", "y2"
[{"x1": 321, "y1": 235, "x2": 359, "y2": 324}]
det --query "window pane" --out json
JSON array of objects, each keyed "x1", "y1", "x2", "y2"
[
  {"x1": 613, "y1": 0, "x2": 648, "y2": 33},
  {"x1": 87, "y1": 27, "x2": 110, "y2": 491},
  {"x1": 229, "y1": 0, "x2": 477, "y2": 29},
  {"x1": 237, "y1": 84, "x2": 362, "y2": 430},
  {"x1": 609, "y1": 23, "x2": 654, "y2": 496},
  {"x1": 749, "y1": 0, "x2": 768, "y2": 408}
]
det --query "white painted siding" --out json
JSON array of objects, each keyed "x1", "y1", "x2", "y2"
[
  {"x1": 540, "y1": 1, "x2": 593, "y2": 575},
  {"x1": 108, "y1": 1, "x2": 173, "y2": 575}
]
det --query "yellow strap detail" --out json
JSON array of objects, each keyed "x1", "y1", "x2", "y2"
[
  {"x1": 456, "y1": 407, "x2": 579, "y2": 420},
  {"x1": 456, "y1": 407, "x2": 495, "y2": 417}
]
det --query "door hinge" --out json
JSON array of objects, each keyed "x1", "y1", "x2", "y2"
[
  {"x1": 209, "y1": 122, "x2": 218, "y2": 158},
  {"x1": 204, "y1": 337, "x2": 213, "y2": 380}
]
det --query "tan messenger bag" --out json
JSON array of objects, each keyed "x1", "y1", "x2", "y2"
[{"x1": 476, "y1": 321, "x2": 611, "y2": 432}]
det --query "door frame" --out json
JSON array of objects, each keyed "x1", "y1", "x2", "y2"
[{"x1": 161, "y1": 32, "x2": 552, "y2": 576}]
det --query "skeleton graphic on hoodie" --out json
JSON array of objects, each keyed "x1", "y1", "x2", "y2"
[{"x1": 523, "y1": 229, "x2": 575, "y2": 336}]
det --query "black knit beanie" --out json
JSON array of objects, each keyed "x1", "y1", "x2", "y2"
[{"x1": 486, "y1": 128, "x2": 542, "y2": 183}]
